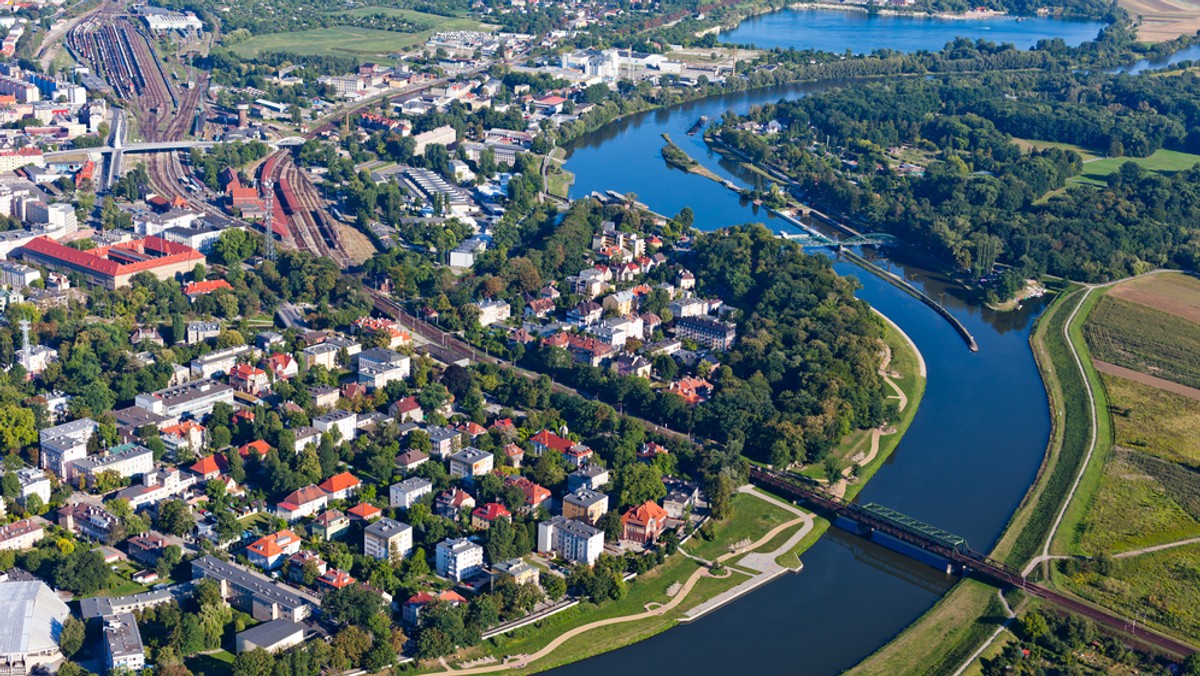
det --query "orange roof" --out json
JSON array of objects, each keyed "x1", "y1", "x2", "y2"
[
  {"x1": 162, "y1": 420, "x2": 204, "y2": 436},
  {"x1": 622, "y1": 501, "x2": 669, "y2": 527},
  {"x1": 247, "y1": 529, "x2": 300, "y2": 558},
  {"x1": 239, "y1": 440, "x2": 271, "y2": 458},
  {"x1": 184, "y1": 279, "x2": 233, "y2": 295},
  {"x1": 189, "y1": 454, "x2": 228, "y2": 476},
  {"x1": 407, "y1": 590, "x2": 467, "y2": 605},
  {"x1": 319, "y1": 471, "x2": 360, "y2": 494},
  {"x1": 347, "y1": 503, "x2": 381, "y2": 519},
  {"x1": 318, "y1": 568, "x2": 355, "y2": 589},
  {"x1": 230, "y1": 363, "x2": 266, "y2": 379}
]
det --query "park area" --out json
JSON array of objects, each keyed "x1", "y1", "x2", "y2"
[
  {"x1": 1013, "y1": 139, "x2": 1200, "y2": 186},
  {"x1": 228, "y1": 9, "x2": 492, "y2": 59}
]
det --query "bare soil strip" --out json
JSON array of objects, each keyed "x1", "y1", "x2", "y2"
[{"x1": 1094, "y1": 359, "x2": 1200, "y2": 402}]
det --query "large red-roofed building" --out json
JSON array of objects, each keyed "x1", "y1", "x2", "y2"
[{"x1": 16, "y1": 235, "x2": 204, "y2": 289}]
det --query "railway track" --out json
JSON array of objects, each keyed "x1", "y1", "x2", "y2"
[{"x1": 259, "y1": 151, "x2": 352, "y2": 267}]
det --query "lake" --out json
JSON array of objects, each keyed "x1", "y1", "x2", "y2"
[{"x1": 719, "y1": 7, "x2": 1108, "y2": 53}]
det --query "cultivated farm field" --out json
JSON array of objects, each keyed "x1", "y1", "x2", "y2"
[
  {"x1": 1104, "y1": 374, "x2": 1200, "y2": 468},
  {"x1": 1107, "y1": 271, "x2": 1200, "y2": 323},
  {"x1": 1084, "y1": 294, "x2": 1200, "y2": 389}
]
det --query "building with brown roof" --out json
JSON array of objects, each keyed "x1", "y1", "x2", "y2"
[
  {"x1": 621, "y1": 501, "x2": 669, "y2": 545},
  {"x1": 16, "y1": 236, "x2": 204, "y2": 289},
  {"x1": 276, "y1": 485, "x2": 328, "y2": 522}
]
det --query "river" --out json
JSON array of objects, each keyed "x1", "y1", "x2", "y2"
[{"x1": 549, "y1": 24, "x2": 1083, "y2": 675}]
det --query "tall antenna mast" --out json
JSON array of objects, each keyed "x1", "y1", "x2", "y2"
[
  {"x1": 18, "y1": 318, "x2": 30, "y2": 371},
  {"x1": 262, "y1": 179, "x2": 277, "y2": 262}
]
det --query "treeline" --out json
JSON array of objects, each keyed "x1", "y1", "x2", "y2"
[{"x1": 716, "y1": 69, "x2": 1200, "y2": 282}]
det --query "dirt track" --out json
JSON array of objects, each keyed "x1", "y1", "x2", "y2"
[{"x1": 1094, "y1": 359, "x2": 1200, "y2": 402}]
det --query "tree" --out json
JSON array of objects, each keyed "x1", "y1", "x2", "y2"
[
  {"x1": 54, "y1": 549, "x2": 109, "y2": 594},
  {"x1": 0, "y1": 472, "x2": 17, "y2": 499},
  {"x1": 0, "y1": 406, "x2": 36, "y2": 451},
  {"x1": 323, "y1": 584, "x2": 384, "y2": 626},
  {"x1": 156, "y1": 499, "x2": 195, "y2": 537},
  {"x1": 59, "y1": 616, "x2": 85, "y2": 657},
  {"x1": 195, "y1": 578, "x2": 223, "y2": 608},
  {"x1": 531, "y1": 451, "x2": 566, "y2": 490},
  {"x1": 542, "y1": 574, "x2": 566, "y2": 601},
  {"x1": 233, "y1": 648, "x2": 276, "y2": 676},
  {"x1": 1020, "y1": 610, "x2": 1049, "y2": 640},
  {"x1": 618, "y1": 463, "x2": 665, "y2": 508}
]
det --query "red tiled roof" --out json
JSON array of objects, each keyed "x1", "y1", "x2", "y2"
[
  {"x1": 318, "y1": 568, "x2": 355, "y2": 589},
  {"x1": 184, "y1": 279, "x2": 232, "y2": 296},
  {"x1": 406, "y1": 590, "x2": 467, "y2": 606},
  {"x1": 279, "y1": 484, "x2": 327, "y2": 509},
  {"x1": 394, "y1": 396, "x2": 420, "y2": 413},
  {"x1": 504, "y1": 476, "x2": 549, "y2": 506},
  {"x1": 319, "y1": 471, "x2": 360, "y2": 494},
  {"x1": 530, "y1": 430, "x2": 574, "y2": 452},
  {"x1": 18, "y1": 236, "x2": 203, "y2": 278},
  {"x1": 230, "y1": 363, "x2": 266, "y2": 379},
  {"x1": 472, "y1": 502, "x2": 512, "y2": 522}
]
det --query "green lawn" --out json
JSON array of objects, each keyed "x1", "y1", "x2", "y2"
[
  {"x1": 186, "y1": 649, "x2": 236, "y2": 676},
  {"x1": 1103, "y1": 371, "x2": 1200, "y2": 468},
  {"x1": 682, "y1": 492, "x2": 794, "y2": 561},
  {"x1": 229, "y1": 10, "x2": 491, "y2": 59},
  {"x1": 1074, "y1": 148, "x2": 1200, "y2": 185},
  {"x1": 1012, "y1": 137, "x2": 1099, "y2": 162}
]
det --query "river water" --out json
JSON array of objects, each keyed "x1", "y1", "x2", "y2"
[
  {"x1": 545, "y1": 16, "x2": 1102, "y2": 673},
  {"x1": 719, "y1": 7, "x2": 1107, "y2": 53}
]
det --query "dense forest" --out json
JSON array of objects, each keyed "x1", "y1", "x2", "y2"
[{"x1": 715, "y1": 69, "x2": 1200, "y2": 285}]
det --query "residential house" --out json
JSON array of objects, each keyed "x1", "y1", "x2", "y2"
[
  {"x1": 159, "y1": 420, "x2": 205, "y2": 457},
  {"x1": 389, "y1": 396, "x2": 423, "y2": 423},
  {"x1": 188, "y1": 454, "x2": 229, "y2": 481},
  {"x1": 390, "y1": 477, "x2": 433, "y2": 510},
  {"x1": 286, "y1": 551, "x2": 327, "y2": 585},
  {"x1": 247, "y1": 530, "x2": 303, "y2": 570},
  {"x1": 473, "y1": 299, "x2": 511, "y2": 327},
  {"x1": 566, "y1": 301, "x2": 603, "y2": 327},
  {"x1": 402, "y1": 590, "x2": 465, "y2": 626},
  {"x1": 613, "y1": 354, "x2": 651, "y2": 379},
  {"x1": 309, "y1": 510, "x2": 349, "y2": 541},
  {"x1": 427, "y1": 426, "x2": 462, "y2": 459},
  {"x1": 564, "y1": 444, "x2": 594, "y2": 469},
  {"x1": 529, "y1": 429, "x2": 574, "y2": 457},
  {"x1": 58, "y1": 502, "x2": 119, "y2": 541},
  {"x1": 471, "y1": 502, "x2": 511, "y2": 530},
  {"x1": 668, "y1": 377, "x2": 714, "y2": 405},
  {"x1": 318, "y1": 472, "x2": 361, "y2": 501},
  {"x1": 491, "y1": 559, "x2": 539, "y2": 587},
  {"x1": 449, "y1": 447, "x2": 493, "y2": 478},
  {"x1": 563, "y1": 488, "x2": 609, "y2": 526},
  {"x1": 435, "y1": 489, "x2": 475, "y2": 519},
  {"x1": 537, "y1": 516, "x2": 604, "y2": 566},
  {"x1": 503, "y1": 443, "x2": 525, "y2": 468},
  {"x1": 674, "y1": 316, "x2": 737, "y2": 351},
  {"x1": 504, "y1": 476, "x2": 550, "y2": 513},
  {"x1": 316, "y1": 569, "x2": 355, "y2": 592},
  {"x1": 524, "y1": 297, "x2": 555, "y2": 319},
  {"x1": 435, "y1": 538, "x2": 484, "y2": 582},
  {"x1": 363, "y1": 518, "x2": 413, "y2": 562},
  {"x1": 0, "y1": 519, "x2": 44, "y2": 550},
  {"x1": 276, "y1": 485, "x2": 329, "y2": 522},
  {"x1": 621, "y1": 501, "x2": 669, "y2": 544},
  {"x1": 568, "y1": 465, "x2": 610, "y2": 492},
  {"x1": 264, "y1": 353, "x2": 298, "y2": 380},
  {"x1": 311, "y1": 386, "x2": 340, "y2": 409},
  {"x1": 347, "y1": 503, "x2": 382, "y2": 522},
  {"x1": 314, "y1": 410, "x2": 358, "y2": 442}
]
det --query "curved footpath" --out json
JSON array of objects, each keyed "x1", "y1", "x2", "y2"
[
  {"x1": 423, "y1": 308, "x2": 926, "y2": 674},
  {"x1": 426, "y1": 493, "x2": 814, "y2": 675}
]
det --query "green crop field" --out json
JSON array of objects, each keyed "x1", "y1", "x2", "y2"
[
  {"x1": 1077, "y1": 446, "x2": 1200, "y2": 554},
  {"x1": 1084, "y1": 294, "x2": 1200, "y2": 389},
  {"x1": 1062, "y1": 544, "x2": 1200, "y2": 645},
  {"x1": 1073, "y1": 148, "x2": 1200, "y2": 185},
  {"x1": 229, "y1": 11, "x2": 491, "y2": 59},
  {"x1": 1104, "y1": 374, "x2": 1200, "y2": 468}
]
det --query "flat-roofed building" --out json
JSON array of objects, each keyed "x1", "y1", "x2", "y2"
[
  {"x1": 191, "y1": 555, "x2": 318, "y2": 622},
  {"x1": 39, "y1": 418, "x2": 96, "y2": 482},
  {"x1": 135, "y1": 380, "x2": 235, "y2": 420},
  {"x1": 235, "y1": 619, "x2": 306, "y2": 654},
  {"x1": 562, "y1": 487, "x2": 609, "y2": 525},
  {"x1": 73, "y1": 443, "x2": 154, "y2": 487},
  {"x1": 103, "y1": 613, "x2": 145, "y2": 673},
  {"x1": 435, "y1": 537, "x2": 483, "y2": 582},
  {"x1": 390, "y1": 477, "x2": 433, "y2": 510},
  {"x1": 363, "y1": 518, "x2": 412, "y2": 562}
]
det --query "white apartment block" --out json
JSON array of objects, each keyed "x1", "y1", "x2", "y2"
[{"x1": 435, "y1": 538, "x2": 483, "y2": 582}]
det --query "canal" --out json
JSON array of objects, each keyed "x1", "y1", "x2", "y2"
[{"x1": 547, "y1": 13, "x2": 1097, "y2": 674}]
